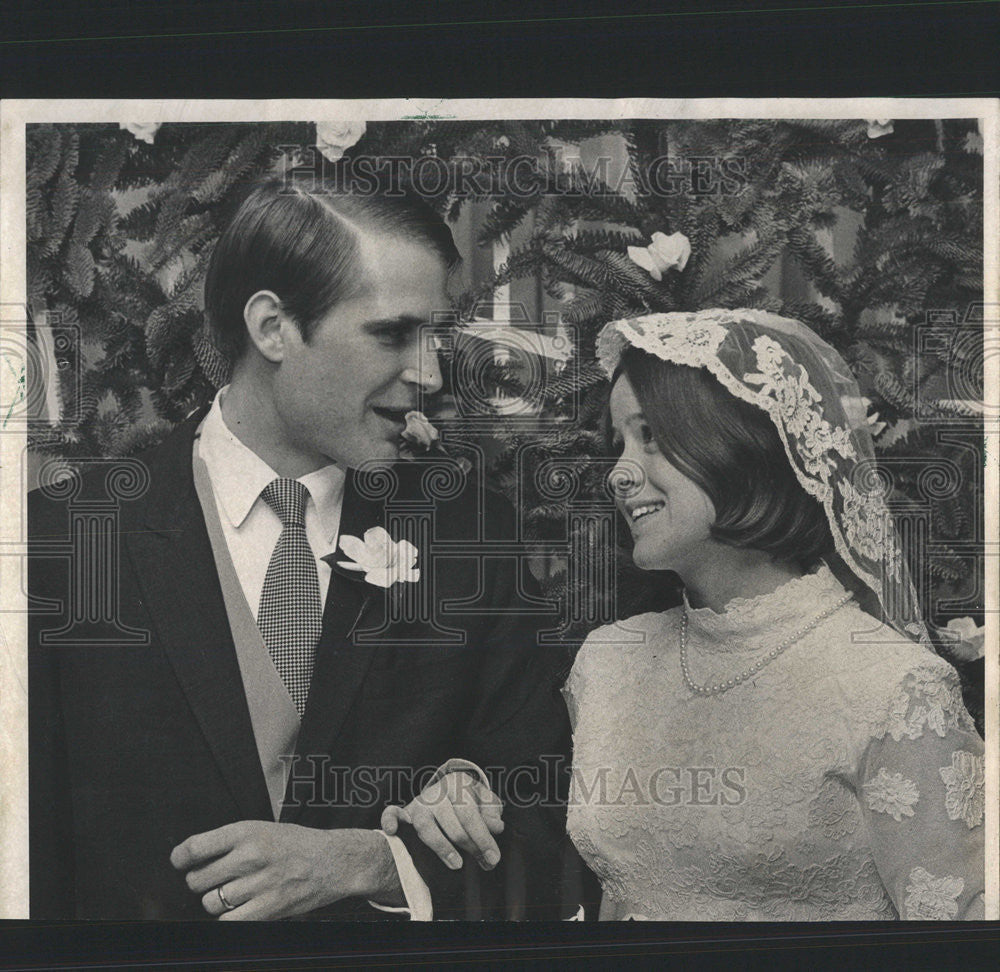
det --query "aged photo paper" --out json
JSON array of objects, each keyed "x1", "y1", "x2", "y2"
[{"x1": 1, "y1": 97, "x2": 996, "y2": 922}]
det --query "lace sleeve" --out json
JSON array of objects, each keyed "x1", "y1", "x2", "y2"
[{"x1": 859, "y1": 662, "x2": 985, "y2": 920}]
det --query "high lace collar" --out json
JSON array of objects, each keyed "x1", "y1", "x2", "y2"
[{"x1": 682, "y1": 564, "x2": 852, "y2": 654}]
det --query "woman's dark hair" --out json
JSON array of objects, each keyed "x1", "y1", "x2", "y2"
[
  {"x1": 617, "y1": 345, "x2": 835, "y2": 569},
  {"x1": 204, "y1": 176, "x2": 461, "y2": 359}
]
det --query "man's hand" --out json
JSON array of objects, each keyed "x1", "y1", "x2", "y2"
[
  {"x1": 170, "y1": 822, "x2": 402, "y2": 920},
  {"x1": 381, "y1": 771, "x2": 504, "y2": 871}
]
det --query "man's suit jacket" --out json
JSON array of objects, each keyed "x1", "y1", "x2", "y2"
[{"x1": 29, "y1": 410, "x2": 573, "y2": 919}]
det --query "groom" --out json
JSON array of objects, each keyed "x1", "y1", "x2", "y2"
[{"x1": 28, "y1": 177, "x2": 572, "y2": 920}]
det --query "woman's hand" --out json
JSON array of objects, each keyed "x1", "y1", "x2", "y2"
[{"x1": 381, "y1": 771, "x2": 504, "y2": 871}]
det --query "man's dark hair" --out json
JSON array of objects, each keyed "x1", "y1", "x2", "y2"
[
  {"x1": 617, "y1": 346, "x2": 835, "y2": 569},
  {"x1": 204, "y1": 177, "x2": 461, "y2": 359}
]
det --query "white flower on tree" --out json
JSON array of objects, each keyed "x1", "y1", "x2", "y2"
[
  {"x1": 626, "y1": 231, "x2": 691, "y2": 280},
  {"x1": 119, "y1": 122, "x2": 162, "y2": 144},
  {"x1": 866, "y1": 119, "x2": 894, "y2": 139},
  {"x1": 314, "y1": 120, "x2": 367, "y2": 162},
  {"x1": 941, "y1": 617, "x2": 985, "y2": 661}
]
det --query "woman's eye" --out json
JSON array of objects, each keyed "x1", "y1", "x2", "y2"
[{"x1": 639, "y1": 424, "x2": 657, "y2": 450}]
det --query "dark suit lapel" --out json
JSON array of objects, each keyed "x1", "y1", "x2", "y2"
[{"x1": 125, "y1": 412, "x2": 272, "y2": 822}]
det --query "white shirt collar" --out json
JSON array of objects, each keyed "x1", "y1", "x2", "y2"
[{"x1": 198, "y1": 387, "x2": 345, "y2": 542}]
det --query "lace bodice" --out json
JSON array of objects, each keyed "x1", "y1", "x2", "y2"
[{"x1": 563, "y1": 566, "x2": 985, "y2": 921}]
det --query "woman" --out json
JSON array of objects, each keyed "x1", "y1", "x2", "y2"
[
  {"x1": 385, "y1": 308, "x2": 984, "y2": 920},
  {"x1": 561, "y1": 308, "x2": 984, "y2": 920}
]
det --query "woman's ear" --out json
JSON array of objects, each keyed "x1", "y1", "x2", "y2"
[{"x1": 243, "y1": 291, "x2": 287, "y2": 363}]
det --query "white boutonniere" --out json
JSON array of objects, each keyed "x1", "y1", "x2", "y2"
[
  {"x1": 627, "y1": 231, "x2": 691, "y2": 280},
  {"x1": 337, "y1": 527, "x2": 419, "y2": 588}
]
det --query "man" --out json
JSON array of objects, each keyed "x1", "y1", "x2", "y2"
[{"x1": 29, "y1": 177, "x2": 572, "y2": 920}]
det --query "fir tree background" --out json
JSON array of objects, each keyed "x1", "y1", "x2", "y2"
[{"x1": 25, "y1": 117, "x2": 985, "y2": 728}]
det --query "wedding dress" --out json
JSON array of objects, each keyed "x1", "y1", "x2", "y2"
[{"x1": 563, "y1": 565, "x2": 985, "y2": 921}]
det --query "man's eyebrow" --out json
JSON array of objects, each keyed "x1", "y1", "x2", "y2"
[{"x1": 362, "y1": 315, "x2": 426, "y2": 331}]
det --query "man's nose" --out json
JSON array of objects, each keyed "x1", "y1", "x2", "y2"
[{"x1": 401, "y1": 341, "x2": 443, "y2": 395}]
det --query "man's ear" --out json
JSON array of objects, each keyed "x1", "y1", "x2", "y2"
[{"x1": 243, "y1": 291, "x2": 289, "y2": 363}]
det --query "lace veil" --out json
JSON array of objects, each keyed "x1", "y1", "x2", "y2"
[{"x1": 596, "y1": 308, "x2": 928, "y2": 643}]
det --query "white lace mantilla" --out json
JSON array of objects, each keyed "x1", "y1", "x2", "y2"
[
  {"x1": 563, "y1": 566, "x2": 984, "y2": 921},
  {"x1": 594, "y1": 310, "x2": 926, "y2": 644}
]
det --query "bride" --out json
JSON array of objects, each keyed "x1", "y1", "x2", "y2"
[
  {"x1": 383, "y1": 308, "x2": 984, "y2": 920},
  {"x1": 561, "y1": 308, "x2": 984, "y2": 920}
]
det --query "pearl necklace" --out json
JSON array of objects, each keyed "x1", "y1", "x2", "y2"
[{"x1": 679, "y1": 592, "x2": 854, "y2": 697}]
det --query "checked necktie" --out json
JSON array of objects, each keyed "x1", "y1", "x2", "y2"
[{"x1": 257, "y1": 478, "x2": 322, "y2": 717}]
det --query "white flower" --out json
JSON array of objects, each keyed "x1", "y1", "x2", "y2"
[
  {"x1": 840, "y1": 394, "x2": 869, "y2": 427},
  {"x1": 400, "y1": 410, "x2": 440, "y2": 457},
  {"x1": 904, "y1": 867, "x2": 963, "y2": 920},
  {"x1": 863, "y1": 768, "x2": 919, "y2": 822},
  {"x1": 866, "y1": 119, "x2": 894, "y2": 139},
  {"x1": 866, "y1": 410, "x2": 887, "y2": 437},
  {"x1": 939, "y1": 750, "x2": 984, "y2": 829},
  {"x1": 941, "y1": 617, "x2": 985, "y2": 660},
  {"x1": 337, "y1": 526, "x2": 419, "y2": 588},
  {"x1": 963, "y1": 131, "x2": 984, "y2": 155},
  {"x1": 119, "y1": 122, "x2": 161, "y2": 144},
  {"x1": 627, "y1": 231, "x2": 691, "y2": 280},
  {"x1": 843, "y1": 395, "x2": 888, "y2": 438},
  {"x1": 315, "y1": 120, "x2": 367, "y2": 162}
]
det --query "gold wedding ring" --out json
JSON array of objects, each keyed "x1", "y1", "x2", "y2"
[{"x1": 216, "y1": 885, "x2": 235, "y2": 911}]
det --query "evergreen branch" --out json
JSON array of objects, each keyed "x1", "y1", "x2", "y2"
[
  {"x1": 689, "y1": 231, "x2": 785, "y2": 308},
  {"x1": 27, "y1": 125, "x2": 64, "y2": 189},
  {"x1": 476, "y1": 196, "x2": 538, "y2": 245},
  {"x1": 785, "y1": 226, "x2": 841, "y2": 300},
  {"x1": 88, "y1": 136, "x2": 131, "y2": 192}
]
